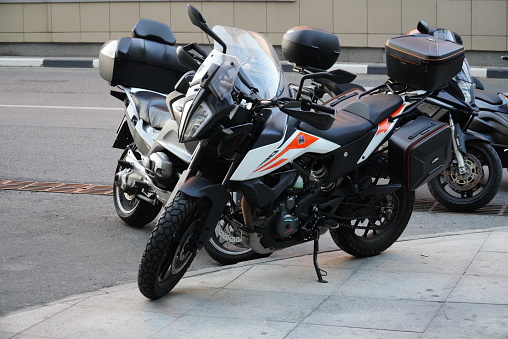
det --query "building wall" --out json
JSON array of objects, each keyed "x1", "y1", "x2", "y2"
[{"x1": 0, "y1": 0, "x2": 507, "y2": 52}]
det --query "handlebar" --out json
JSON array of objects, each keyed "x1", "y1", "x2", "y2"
[
  {"x1": 301, "y1": 98, "x2": 335, "y2": 115},
  {"x1": 309, "y1": 102, "x2": 335, "y2": 115}
]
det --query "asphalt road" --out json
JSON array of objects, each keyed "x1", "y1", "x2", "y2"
[{"x1": 1, "y1": 66, "x2": 507, "y2": 316}]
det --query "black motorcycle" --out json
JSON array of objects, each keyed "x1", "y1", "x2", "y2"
[
  {"x1": 406, "y1": 21, "x2": 503, "y2": 212},
  {"x1": 467, "y1": 56, "x2": 508, "y2": 179}
]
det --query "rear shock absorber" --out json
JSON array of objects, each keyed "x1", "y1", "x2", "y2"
[{"x1": 310, "y1": 163, "x2": 335, "y2": 193}]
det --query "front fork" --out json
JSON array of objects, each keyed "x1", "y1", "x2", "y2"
[{"x1": 449, "y1": 115, "x2": 467, "y2": 175}]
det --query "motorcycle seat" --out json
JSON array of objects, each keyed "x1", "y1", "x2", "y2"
[
  {"x1": 300, "y1": 110, "x2": 374, "y2": 145},
  {"x1": 342, "y1": 93, "x2": 403, "y2": 125},
  {"x1": 299, "y1": 93, "x2": 402, "y2": 145},
  {"x1": 475, "y1": 89, "x2": 503, "y2": 106},
  {"x1": 131, "y1": 91, "x2": 171, "y2": 129}
]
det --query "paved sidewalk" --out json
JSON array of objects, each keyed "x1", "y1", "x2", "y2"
[
  {"x1": 1, "y1": 227, "x2": 508, "y2": 338},
  {"x1": 1, "y1": 56, "x2": 508, "y2": 79}
]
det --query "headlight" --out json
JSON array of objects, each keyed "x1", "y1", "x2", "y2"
[
  {"x1": 180, "y1": 101, "x2": 213, "y2": 142},
  {"x1": 457, "y1": 79, "x2": 475, "y2": 105}
]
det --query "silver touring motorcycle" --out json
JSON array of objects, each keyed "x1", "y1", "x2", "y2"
[
  {"x1": 104, "y1": 5, "x2": 463, "y2": 299},
  {"x1": 99, "y1": 13, "x2": 269, "y2": 264}
]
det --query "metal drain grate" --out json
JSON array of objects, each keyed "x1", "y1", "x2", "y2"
[
  {"x1": 0, "y1": 180, "x2": 112, "y2": 195},
  {"x1": 0, "y1": 179, "x2": 506, "y2": 216},
  {"x1": 412, "y1": 198, "x2": 507, "y2": 216}
]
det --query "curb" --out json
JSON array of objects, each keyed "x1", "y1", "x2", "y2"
[
  {"x1": 282, "y1": 62, "x2": 508, "y2": 79},
  {"x1": 2, "y1": 57, "x2": 508, "y2": 78}
]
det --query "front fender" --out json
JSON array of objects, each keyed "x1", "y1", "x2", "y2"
[
  {"x1": 178, "y1": 176, "x2": 229, "y2": 241},
  {"x1": 463, "y1": 131, "x2": 491, "y2": 145}
]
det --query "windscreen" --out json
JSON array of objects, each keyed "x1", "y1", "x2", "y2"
[{"x1": 212, "y1": 25, "x2": 285, "y2": 99}]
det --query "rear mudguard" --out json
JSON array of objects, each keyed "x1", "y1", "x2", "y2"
[
  {"x1": 113, "y1": 117, "x2": 134, "y2": 149},
  {"x1": 178, "y1": 176, "x2": 229, "y2": 246}
]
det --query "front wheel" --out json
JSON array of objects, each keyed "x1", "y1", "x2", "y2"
[
  {"x1": 204, "y1": 218, "x2": 271, "y2": 265},
  {"x1": 138, "y1": 192, "x2": 208, "y2": 299},
  {"x1": 428, "y1": 141, "x2": 502, "y2": 212}
]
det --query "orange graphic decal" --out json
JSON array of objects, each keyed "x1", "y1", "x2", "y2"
[
  {"x1": 254, "y1": 132, "x2": 319, "y2": 172},
  {"x1": 376, "y1": 104, "x2": 405, "y2": 135}
]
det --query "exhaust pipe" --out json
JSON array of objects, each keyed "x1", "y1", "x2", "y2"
[{"x1": 116, "y1": 149, "x2": 156, "y2": 195}]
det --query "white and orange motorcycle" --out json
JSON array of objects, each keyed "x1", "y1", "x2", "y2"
[{"x1": 137, "y1": 5, "x2": 455, "y2": 299}]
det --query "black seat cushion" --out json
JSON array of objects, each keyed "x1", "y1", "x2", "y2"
[
  {"x1": 300, "y1": 93, "x2": 402, "y2": 145},
  {"x1": 300, "y1": 110, "x2": 374, "y2": 145},
  {"x1": 131, "y1": 91, "x2": 169, "y2": 127},
  {"x1": 475, "y1": 89, "x2": 503, "y2": 106},
  {"x1": 342, "y1": 93, "x2": 403, "y2": 125}
]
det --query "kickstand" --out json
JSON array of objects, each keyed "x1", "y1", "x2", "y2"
[{"x1": 313, "y1": 230, "x2": 328, "y2": 283}]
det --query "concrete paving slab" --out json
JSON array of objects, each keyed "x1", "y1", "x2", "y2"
[
  {"x1": 360, "y1": 233, "x2": 489, "y2": 274},
  {"x1": 177, "y1": 265, "x2": 254, "y2": 289},
  {"x1": 153, "y1": 315, "x2": 297, "y2": 339},
  {"x1": 264, "y1": 249, "x2": 366, "y2": 270},
  {"x1": 447, "y1": 275, "x2": 508, "y2": 304},
  {"x1": 423, "y1": 302, "x2": 508, "y2": 338},
  {"x1": 185, "y1": 288, "x2": 328, "y2": 323},
  {"x1": 0, "y1": 303, "x2": 73, "y2": 334},
  {"x1": 286, "y1": 323, "x2": 421, "y2": 339},
  {"x1": 335, "y1": 270, "x2": 461, "y2": 301},
  {"x1": 76, "y1": 285, "x2": 219, "y2": 315},
  {"x1": 481, "y1": 231, "x2": 508, "y2": 253},
  {"x1": 466, "y1": 251, "x2": 508, "y2": 276},
  {"x1": 19, "y1": 304, "x2": 177, "y2": 339},
  {"x1": 303, "y1": 295, "x2": 443, "y2": 332},
  {"x1": 224, "y1": 263, "x2": 355, "y2": 295}
]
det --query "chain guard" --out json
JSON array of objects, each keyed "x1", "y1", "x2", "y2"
[{"x1": 329, "y1": 195, "x2": 397, "y2": 231}]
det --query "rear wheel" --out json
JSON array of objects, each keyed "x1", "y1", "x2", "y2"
[
  {"x1": 330, "y1": 155, "x2": 415, "y2": 257},
  {"x1": 138, "y1": 192, "x2": 207, "y2": 299},
  {"x1": 113, "y1": 147, "x2": 161, "y2": 227},
  {"x1": 428, "y1": 141, "x2": 502, "y2": 212}
]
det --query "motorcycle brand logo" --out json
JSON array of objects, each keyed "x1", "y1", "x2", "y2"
[
  {"x1": 504, "y1": 148, "x2": 508, "y2": 152},
  {"x1": 298, "y1": 135, "x2": 305, "y2": 145},
  {"x1": 432, "y1": 156, "x2": 440, "y2": 164}
]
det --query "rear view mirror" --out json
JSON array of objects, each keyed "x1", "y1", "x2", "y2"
[
  {"x1": 188, "y1": 5, "x2": 207, "y2": 28},
  {"x1": 417, "y1": 21, "x2": 430, "y2": 34},
  {"x1": 187, "y1": 5, "x2": 227, "y2": 53}
]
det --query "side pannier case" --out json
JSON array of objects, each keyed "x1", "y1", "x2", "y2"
[
  {"x1": 388, "y1": 116, "x2": 452, "y2": 190},
  {"x1": 385, "y1": 34, "x2": 465, "y2": 90},
  {"x1": 99, "y1": 19, "x2": 188, "y2": 94},
  {"x1": 282, "y1": 26, "x2": 340, "y2": 70}
]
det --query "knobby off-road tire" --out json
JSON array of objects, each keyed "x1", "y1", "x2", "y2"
[
  {"x1": 330, "y1": 154, "x2": 415, "y2": 257},
  {"x1": 138, "y1": 192, "x2": 206, "y2": 299},
  {"x1": 113, "y1": 148, "x2": 161, "y2": 227},
  {"x1": 427, "y1": 141, "x2": 502, "y2": 212}
]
